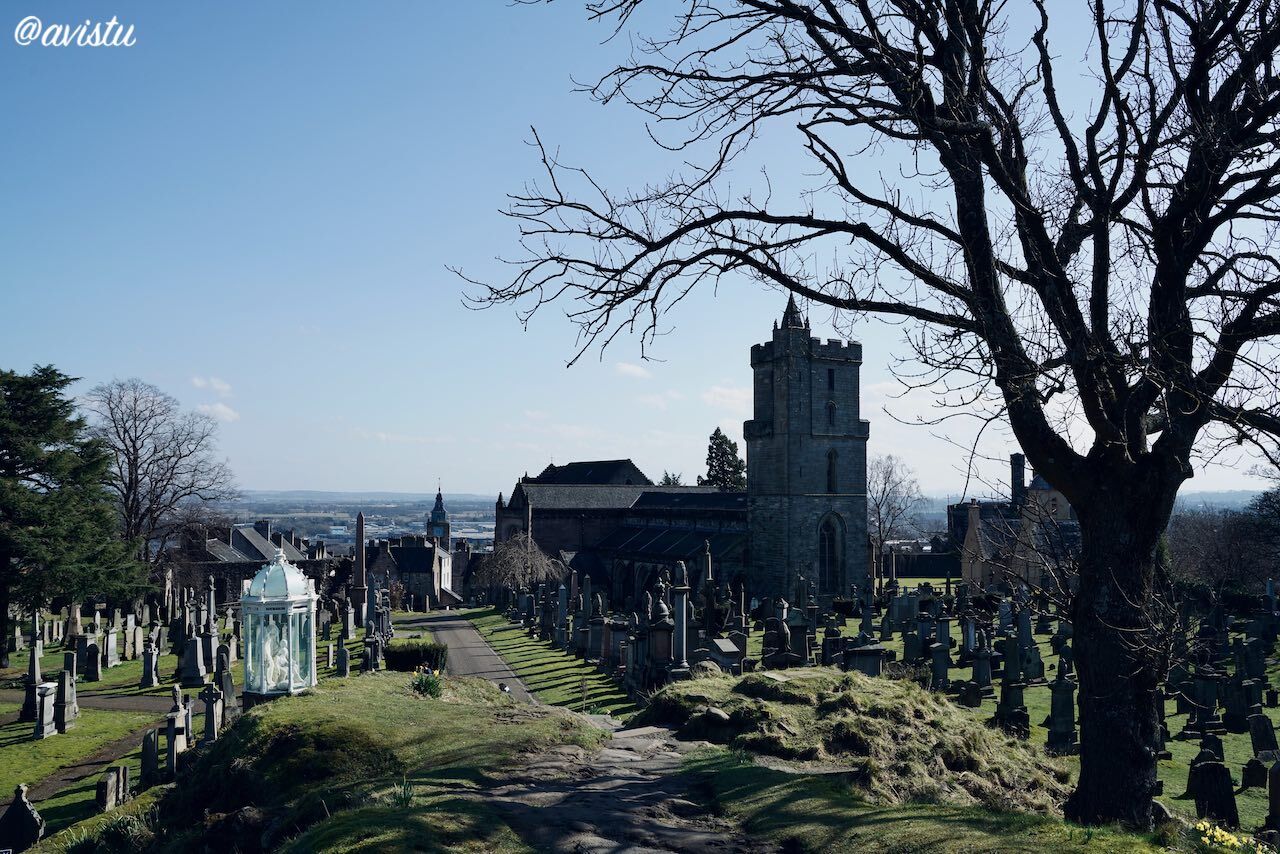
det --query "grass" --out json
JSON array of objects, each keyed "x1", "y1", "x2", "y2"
[
  {"x1": 39, "y1": 672, "x2": 603, "y2": 853},
  {"x1": 685, "y1": 747, "x2": 1163, "y2": 853},
  {"x1": 464, "y1": 608, "x2": 637, "y2": 717},
  {"x1": 0, "y1": 706, "x2": 156, "y2": 813}
]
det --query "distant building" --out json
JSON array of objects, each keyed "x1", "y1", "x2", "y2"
[
  {"x1": 951, "y1": 453, "x2": 1081, "y2": 589},
  {"x1": 172, "y1": 519, "x2": 334, "y2": 603},
  {"x1": 493, "y1": 298, "x2": 872, "y2": 604},
  {"x1": 360, "y1": 487, "x2": 464, "y2": 609}
]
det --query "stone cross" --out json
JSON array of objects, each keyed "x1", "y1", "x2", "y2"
[{"x1": 199, "y1": 683, "x2": 223, "y2": 743}]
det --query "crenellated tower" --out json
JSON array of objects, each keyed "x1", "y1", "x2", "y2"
[{"x1": 744, "y1": 296, "x2": 870, "y2": 599}]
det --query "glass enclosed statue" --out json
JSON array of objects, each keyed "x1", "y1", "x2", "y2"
[{"x1": 241, "y1": 548, "x2": 318, "y2": 707}]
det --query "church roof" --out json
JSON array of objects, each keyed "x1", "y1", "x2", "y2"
[
  {"x1": 528, "y1": 459, "x2": 653, "y2": 486},
  {"x1": 510, "y1": 483, "x2": 729, "y2": 511},
  {"x1": 1028, "y1": 473, "x2": 1054, "y2": 491},
  {"x1": 592, "y1": 525, "x2": 747, "y2": 561}
]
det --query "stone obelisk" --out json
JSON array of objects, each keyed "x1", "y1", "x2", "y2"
[{"x1": 351, "y1": 512, "x2": 368, "y2": 620}]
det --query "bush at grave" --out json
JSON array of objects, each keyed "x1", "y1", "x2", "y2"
[{"x1": 382, "y1": 638, "x2": 448, "y2": 673}]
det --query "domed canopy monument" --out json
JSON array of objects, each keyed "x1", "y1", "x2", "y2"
[{"x1": 241, "y1": 548, "x2": 318, "y2": 707}]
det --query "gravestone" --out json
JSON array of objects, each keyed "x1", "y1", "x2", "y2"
[
  {"x1": 54, "y1": 669, "x2": 77, "y2": 733},
  {"x1": 327, "y1": 642, "x2": 335, "y2": 669},
  {"x1": 199, "y1": 683, "x2": 223, "y2": 743},
  {"x1": 20, "y1": 637, "x2": 42, "y2": 722},
  {"x1": 84, "y1": 643, "x2": 101, "y2": 682},
  {"x1": 165, "y1": 711, "x2": 187, "y2": 778},
  {"x1": 1046, "y1": 673, "x2": 1079, "y2": 754},
  {"x1": 1251, "y1": 707, "x2": 1280, "y2": 758},
  {"x1": 140, "y1": 729, "x2": 159, "y2": 789},
  {"x1": 32, "y1": 683, "x2": 56, "y2": 739},
  {"x1": 0, "y1": 784, "x2": 44, "y2": 851},
  {"x1": 958, "y1": 680, "x2": 983, "y2": 708},
  {"x1": 95, "y1": 767, "x2": 121, "y2": 813},
  {"x1": 928, "y1": 642, "x2": 949, "y2": 692},
  {"x1": 1265, "y1": 760, "x2": 1280, "y2": 831},
  {"x1": 337, "y1": 643, "x2": 350, "y2": 677},
  {"x1": 1193, "y1": 759, "x2": 1239, "y2": 828},
  {"x1": 140, "y1": 636, "x2": 160, "y2": 689},
  {"x1": 103, "y1": 628, "x2": 120, "y2": 668},
  {"x1": 217, "y1": 652, "x2": 238, "y2": 727},
  {"x1": 1244, "y1": 757, "x2": 1268, "y2": 789},
  {"x1": 179, "y1": 636, "x2": 206, "y2": 688}
]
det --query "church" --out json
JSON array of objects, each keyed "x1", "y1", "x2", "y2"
[{"x1": 493, "y1": 298, "x2": 871, "y2": 605}]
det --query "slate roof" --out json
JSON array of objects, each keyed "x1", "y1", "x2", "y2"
[
  {"x1": 231, "y1": 526, "x2": 277, "y2": 562},
  {"x1": 528, "y1": 459, "x2": 653, "y2": 486},
  {"x1": 204, "y1": 539, "x2": 252, "y2": 563},
  {"x1": 592, "y1": 525, "x2": 746, "y2": 561},
  {"x1": 630, "y1": 490, "x2": 745, "y2": 511},
  {"x1": 513, "y1": 483, "x2": 733, "y2": 512}
]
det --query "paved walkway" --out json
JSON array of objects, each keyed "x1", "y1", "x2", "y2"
[
  {"x1": 0, "y1": 687, "x2": 174, "y2": 714},
  {"x1": 405, "y1": 612, "x2": 534, "y2": 703}
]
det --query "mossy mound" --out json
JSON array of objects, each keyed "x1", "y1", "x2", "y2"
[
  {"x1": 43, "y1": 673, "x2": 604, "y2": 853},
  {"x1": 638, "y1": 668, "x2": 1071, "y2": 814}
]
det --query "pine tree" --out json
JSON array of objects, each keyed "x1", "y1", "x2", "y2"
[
  {"x1": 659, "y1": 470, "x2": 683, "y2": 486},
  {"x1": 0, "y1": 366, "x2": 144, "y2": 666},
  {"x1": 697, "y1": 427, "x2": 746, "y2": 490}
]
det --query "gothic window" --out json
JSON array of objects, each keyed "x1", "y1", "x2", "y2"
[
  {"x1": 827, "y1": 449, "x2": 838, "y2": 493},
  {"x1": 826, "y1": 400, "x2": 836, "y2": 427},
  {"x1": 818, "y1": 515, "x2": 842, "y2": 593}
]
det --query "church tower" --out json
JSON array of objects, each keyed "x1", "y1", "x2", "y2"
[
  {"x1": 744, "y1": 296, "x2": 870, "y2": 599},
  {"x1": 428, "y1": 486, "x2": 451, "y2": 551}
]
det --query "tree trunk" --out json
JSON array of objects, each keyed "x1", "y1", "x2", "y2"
[
  {"x1": 1064, "y1": 496, "x2": 1165, "y2": 829},
  {"x1": 0, "y1": 556, "x2": 11, "y2": 670}
]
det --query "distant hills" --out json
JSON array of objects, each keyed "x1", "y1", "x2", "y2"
[{"x1": 235, "y1": 490, "x2": 496, "y2": 504}]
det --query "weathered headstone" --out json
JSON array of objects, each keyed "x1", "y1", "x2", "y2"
[
  {"x1": 337, "y1": 643, "x2": 350, "y2": 677},
  {"x1": 1244, "y1": 757, "x2": 1268, "y2": 790},
  {"x1": 140, "y1": 636, "x2": 160, "y2": 689},
  {"x1": 20, "y1": 638, "x2": 42, "y2": 723},
  {"x1": 84, "y1": 643, "x2": 101, "y2": 683},
  {"x1": 179, "y1": 636, "x2": 206, "y2": 688},
  {"x1": 1193, "y1": 759, "x2": 1239, "y2": 828},
  {"x1": 54, "y1": 670, "x2": 77, "y2": 733},
  {"x1": 140, "y1": 729, "x2": 159, "y2": 790},
  {"x1": 32, "y1": 683, "x2": 56, "y2": 740},
  {"x1": 0, "y1": 784, "x2": 44, "y2": 851},
  {"x1": 199, "y1": 683, "x2": 223, "y2": 743}
]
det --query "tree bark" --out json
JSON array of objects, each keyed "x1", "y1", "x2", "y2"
[
  {"x1": 0, "y1": 553, "x2": 11, "y2": 670},
  {"x1": 1064, "y1": 495, "x2": 1166, "y2": 829}
]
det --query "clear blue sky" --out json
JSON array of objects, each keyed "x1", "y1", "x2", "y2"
[{"x1": 0, "y1": 2, "x2": 1266, "y2": 498}]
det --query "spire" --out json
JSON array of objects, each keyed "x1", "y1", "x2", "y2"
[
  {"x1": 430, "y1": 486, "x2": 448, "y2": 523},
  {"x1": 780, "y1": 294, "x2": 806, "y2": 329}
]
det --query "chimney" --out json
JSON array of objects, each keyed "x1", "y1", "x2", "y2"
[
  {"x1": 967, "y1": 498, "x2": 981, "y2": 543},
  {"x1": 254, "y1": 519, "x2": 271, "y2": 540},
  {"x1": 1010, "y1": 453, "x2": 1027, "y2": 507}
]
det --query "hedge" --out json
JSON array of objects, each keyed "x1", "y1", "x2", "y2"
[{"x1": 383, "y1": 638, "x2": 448, "y2": 672}]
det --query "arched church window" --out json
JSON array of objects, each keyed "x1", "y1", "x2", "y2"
[
  {"x1": 818, "y1": 516, "x2": 841, "y2": 593},
  {"x1": 826, "y1": 400, "x2": 836, "y2": 427},
  {"x1": 827, "y1": 449, "x2": 838, "y2": 493}
]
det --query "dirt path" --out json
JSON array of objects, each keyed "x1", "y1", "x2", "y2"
[
  {"x1": 482, "y1": 721, "x2": 759, "y2": 853},
  {"x1": 27, "y1": 721, "x2": 158, "y2": 803}
]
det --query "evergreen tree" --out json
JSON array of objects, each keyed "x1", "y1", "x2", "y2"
[
  {"x1": 697, "y1": 428, "x2": 746, "y2": 490},
  {"x1": 659, "y1": 470, "x2": 683, "y2": 486},
  {"x1": 0, "y1": 366, "x2": 144, "y2": 666}
]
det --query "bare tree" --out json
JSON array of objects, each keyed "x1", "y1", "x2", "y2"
[
  {"x1": 85, "y1": 379, "x2": 238, "y2": 567},
  {"x1": 867, "y1": 454, "x2": 924, "y2": 561},
  {"x1": 471, "y1": 531, "x2": 562, "y2": 591},
  {"x1": 466, "y1": 0, "x2": 1280, "y2": 827}
]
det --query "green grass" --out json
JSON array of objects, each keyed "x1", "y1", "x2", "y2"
[
  {"x1": 39, "y1": 672, "x2": 603, "y2": 853},
  {"x1": 0, "y1": 706, "x2": 156, "y2": 809},
  {"x1": 686, "y1": 748, "x2": 1163, "y2": 853},
  {"x1": 465, "y1": 608, "x2": 637, "y2": 717}
]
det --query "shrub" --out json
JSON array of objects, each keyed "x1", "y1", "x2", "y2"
[
  {"x1": 383, "y1": 638, "x2": 448, "y2": 672},
  {"x1": 411, "y1": 671, "x2": 443, "y2": 699}
]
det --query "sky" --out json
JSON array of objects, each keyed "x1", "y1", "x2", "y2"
[{"x1": 0, "y1": 1, "x2": 1270, "y2": 500}]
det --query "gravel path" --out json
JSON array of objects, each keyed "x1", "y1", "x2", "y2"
[
  {"x1": 408, "y1": 612, "x2": 535, "y2": 703},
  {"x1": 483, "y1": 723, "x2": 758, "y2": 853}
]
